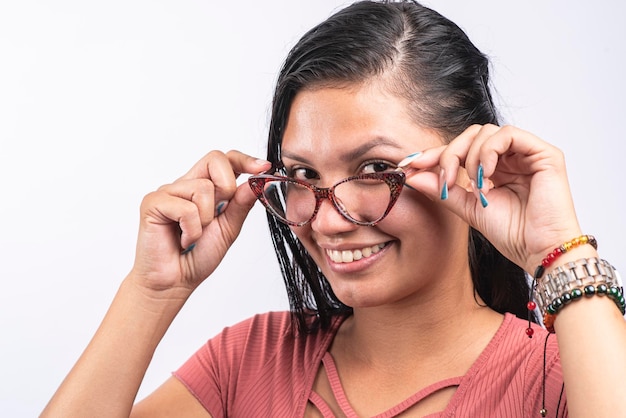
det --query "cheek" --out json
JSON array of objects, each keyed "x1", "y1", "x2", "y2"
[
  {"x1": 293, "y1": 228, "x2": 329, "y2": 271},
  {"x1": 388, "y1": 190, "x2": 437, "y2": 221},
  {"x1": 289, "y1": 225, "x2": 317, "y2": 255},
  {"x1": 286, "y1": 201, "x2": 313, "y2": 223},
  {"x1": 382, "y1": 190, "x2": 462, "y2": 240}
]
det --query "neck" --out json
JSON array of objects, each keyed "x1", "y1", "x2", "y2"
[{"x1": 332, "y1": 270, "x2": 504, "y2": 372}]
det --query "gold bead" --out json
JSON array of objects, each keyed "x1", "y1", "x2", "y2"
[{"x1": 540, "y1": 408, "x2": 547, "y2": 417}]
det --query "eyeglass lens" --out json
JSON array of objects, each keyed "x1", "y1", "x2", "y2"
[{"x1": 261, "y1": 176, "x2": 395, "y2": 225}]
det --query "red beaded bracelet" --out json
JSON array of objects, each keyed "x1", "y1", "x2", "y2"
[
  {"x1": 526, "y1": 235, "x2": 598, "y2": 338},
  {"x1": 532, "y1": 234, "x2": 597, "y2": 280}
]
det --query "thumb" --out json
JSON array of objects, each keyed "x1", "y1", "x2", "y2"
[
  {"x1": 214, "y1": 180, "x2": 260, "y2": 241},
  {"x1": 216, "y1": 155, "x2": 270, "y2": 229},
  {"x1": 404, "y1": 169, "x2": 478, "y2": 222}
]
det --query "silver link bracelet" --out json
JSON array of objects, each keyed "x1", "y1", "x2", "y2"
[{"x1": 534, "y1": 257, "x2": 623, "y2": 313}]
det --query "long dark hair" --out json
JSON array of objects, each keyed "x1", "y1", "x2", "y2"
[{"x1": 265, "y1": 0, "x2": 536, "y2": 333}]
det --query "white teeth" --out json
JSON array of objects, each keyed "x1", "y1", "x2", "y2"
[{"x1": 327, "y1": 243, "x2": 386, "y2": 263}]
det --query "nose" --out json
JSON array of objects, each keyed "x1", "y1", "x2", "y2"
[{"x1": 309, "y1": 196, "x2": 358, "y2": 235}]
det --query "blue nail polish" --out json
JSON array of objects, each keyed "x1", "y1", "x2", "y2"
[
  {"x1": 477, "y1": 164, "x2": 484, "y2": 190},
  {"x1": 479, "y1": 191, "x2": 488, "y2": 208},
  {"x1": 397, "y1": 152, "x2": 422, "y2": 168},
  {"x1": 216, "y1": 201, "x2": 227, "y2": 215},
  {"x1": 440, "y1": 180, "x2": 448, "y2": 200},
  {"x1": 181, "y1": 243, "x2": 196, "y2": 255}
]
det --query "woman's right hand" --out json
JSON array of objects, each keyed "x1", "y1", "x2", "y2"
[
  {"x1": 129, "y1": 150, "x2": 271, "y2": 295},
  {"x1": 41, "y1": 150, "x2": 270, "y2": 418}
]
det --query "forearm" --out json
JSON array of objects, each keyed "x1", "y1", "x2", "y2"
[
  {"x1": 41, "y1": 275, "x2": 190, "y2": 417},
  {"x1": 556, "y1": 297, "x2": 626, "y2": 417},
  {"x1": 546, "y1": 248, "x2": 626, "y2": 417}
]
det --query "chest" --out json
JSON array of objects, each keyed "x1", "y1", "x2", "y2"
[{"x1": 304, "y1": 351, "x2": 462, "y2": 418}]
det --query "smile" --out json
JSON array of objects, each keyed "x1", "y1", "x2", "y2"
[{"x1": 325, "y1": 242, "x2": 388, "y2": 263}]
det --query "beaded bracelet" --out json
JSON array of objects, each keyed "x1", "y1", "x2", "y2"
[
  {"x1": 526, "y1": 235, "x2": 598, "y2": 337},
  {"x1": 528, "y1": 257, "x2": 623, "y2": 335},
  {"x1": 532, "y1": 234, "x2": 597, "y2": 280},
  {"x1": 542, "y1": 283, "x2": 625, "y2": 333}
]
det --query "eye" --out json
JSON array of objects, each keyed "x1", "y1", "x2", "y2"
[
  {"x1": 361, "y1": 160, "x2": 395, "y2": 174},
  {"x1": 290, "y1": 167, "x2": 320, "y2": 181}
]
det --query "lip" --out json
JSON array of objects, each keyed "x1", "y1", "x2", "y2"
[{"x1": 322, "y1": 241, "x2": 392, "y2": 273}]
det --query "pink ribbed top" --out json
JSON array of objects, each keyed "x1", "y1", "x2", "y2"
[{"x1": 174, "y1": 312, "x2": 567, "y2": 417}]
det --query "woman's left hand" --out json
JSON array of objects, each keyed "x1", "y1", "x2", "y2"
[{"x1": 401, "y1": 124, "x2": 583, "y2": 274}]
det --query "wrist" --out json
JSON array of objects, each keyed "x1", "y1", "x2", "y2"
[
  {"x1": 532, "y1": 256, "x2": 624, "y2": 333},
  {"x1": 121, "y1": 272, "x2": 192, "y2": 315},
  {"x1": 526, "y1": 233, "x2": 597, "y2": 277}
]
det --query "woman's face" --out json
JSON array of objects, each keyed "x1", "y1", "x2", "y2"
[{"x1": 280, "y1": 80, "x2": 470, "y2": 309}]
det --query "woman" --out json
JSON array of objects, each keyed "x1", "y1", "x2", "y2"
[{"x1": 42, "y1": 1, "x2": 626, "y2": 417}]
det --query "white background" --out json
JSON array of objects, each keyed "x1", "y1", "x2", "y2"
[{"x1": 1, "y1": 1, "x2": 624, "y2": 415}]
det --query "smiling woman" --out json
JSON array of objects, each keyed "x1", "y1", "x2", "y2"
[
  {"x1": 28, "y1": 1, "x2": 626, "y2": 417},
  {"x1": 273, "y1": 84, "x2": 472, "y2": 316}
]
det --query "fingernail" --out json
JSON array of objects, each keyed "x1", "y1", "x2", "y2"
[
  {"x1": 181, "y1": 243, "x2": 196, "y2": 255},
  {"x1": 255, "y1": 159, "x2": 270, "y2": 166},
  {"x1": 397, "y1": 152, "x2": 422, "y2": 168},
  {"x1": 216, "y1": 200, "x2": 229, "y2": 215},
  {"x1": 479, "y1": 191, "x2": 489, "y2": 208},
  {"x1": 471, "y1": 180, "x2": 488, "y2": 208},
  {"x1": 439, "y1": 169, "x2": 448, "y2": 200},
  {"x1": 477, "y1": 163, "x2": 484, "y2": 190}
]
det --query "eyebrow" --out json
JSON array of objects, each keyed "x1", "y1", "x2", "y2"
[{"x1": 281, "y1": 137, "x2": 404, "y2": 164}]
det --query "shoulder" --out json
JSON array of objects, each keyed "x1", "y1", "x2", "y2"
[
  {"x1": 216, "y1": 311, "x2": 294, "y2": 347},
  {"x1": 453, "y1": 314, "x2": 565, "y2": 416},
  {"x1": 174, "y1": 311, "x2": 345, "y2": 416},
  {"x1": 456, "y1": 314, "x2": 561, "y2": 391},
  {"x1": 212, "y1": 311, "x2": 344, "y2": 368},
  {"x1": 485, "y1": 313, "x2": 560, "y2": 374},
  {"x1": 498, "y1": 313, "x2": 559, "y2": 352},
  {"x1": 457, "y1": 313, "x2": 564, "y2": 416},
  {"x1": 179, "y1": 310, "x2": 343, "y2": 369}
]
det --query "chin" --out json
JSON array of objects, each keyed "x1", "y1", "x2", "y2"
[{"x1": 328, "y1": 281, "x2": 398, "y2": 309}]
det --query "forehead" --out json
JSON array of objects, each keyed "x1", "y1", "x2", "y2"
[{"x1": 281, "y1": 82, "x2": 443, "y2": 163}]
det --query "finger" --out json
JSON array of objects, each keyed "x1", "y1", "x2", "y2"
[
  {"x1": 181, "y1": 150, "x2": 270, "y2": 180},
  {"x1": 180, "y1": 150, "x2": 270, "y2": 207},
  {"x1": 185, "y1": 180, "x2": 260, "y2": 260},
  {"x1": 225, "y1": 149, "x2": 272, "y2": 177},
  {"x1": 402, "y1": 168, "x2": 480, "y2": 225},
  {"x1": 438, "y1": 124, "x2": 486, "y2": 192},
  {"x1": 140, "y1": 190, "x2": 203, "y2": 250},
  {"x1": 402, "y1": 125, "x2": 495, "y2": 208},
  {"x1": 397, "y1": 144, "x2": 474, "y2": 202},
  {"x1": 461, "y1": 124, "x2": 496, "y2": 192},
  {"x1": 400, "y1": 169, "x2": 441, "y2": 200},
  {"x1": 396, "y1": 146, "x2": 443, "y2": 201},
  {"x1": 158, "y1": 179, "x2": 217, "y2": 227},
  {"x1": 217, "y1": 151, "x2": 271, "y2": 216},
  {"x1": 477, "y1": 125, "x2": 559, "y2": 182},
  {"x1": 397, "y1": 146, "x2": 446, "y2": 171},
  {"x1": 178, "y1": 150, "x2": 237, "y2": 206},
  {"x1": 217, "y1": 180, "x2": 261, "y2": 241}
]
